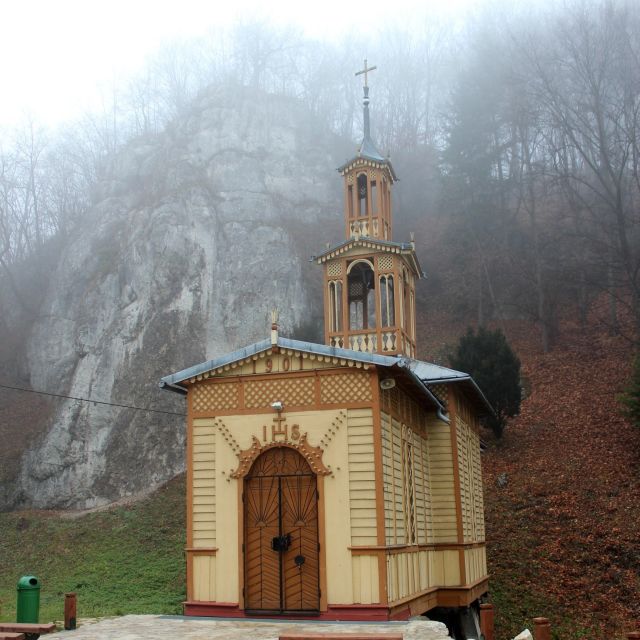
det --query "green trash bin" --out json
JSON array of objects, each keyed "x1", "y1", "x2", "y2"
[{"x1": 16, "y1": 575, "x2": 40, "y2": 623}]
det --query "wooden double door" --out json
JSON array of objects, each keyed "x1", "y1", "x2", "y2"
[{"x1": 243, "y1": 447, "x2": 320, "y2": 613}]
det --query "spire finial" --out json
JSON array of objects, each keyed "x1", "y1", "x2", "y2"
[
  {"x1": 355, "y1": 59, "x2": 377, "y2": 89},
  {"x1": 270, "y1": 309, "x2": 279, "y2": 346},
  {"x1": 355, "y1": 59, "x2": 377, "y2": 144}
]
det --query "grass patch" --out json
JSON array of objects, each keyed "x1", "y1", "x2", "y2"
[{"x1": 0, "y1": 474, "x2": 185, "y2": 623}]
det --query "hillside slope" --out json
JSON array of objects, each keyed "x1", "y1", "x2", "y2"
[
  {"x1": 0, "y1": 475, "x2": 185, "y2": 624},
  {"x1": 416, "y1": 304, "x2": 639, "y2": 638},
  {"x1": 483, "y1": 324, "x2": 640, "y2": 639},
  {"x1": 1, "y1": 314, "x2": 637, "y2": 637}
]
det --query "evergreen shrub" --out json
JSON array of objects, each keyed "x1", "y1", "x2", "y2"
[{"x1": 450, "y1": 326, "x2": 521, "y2": 437}]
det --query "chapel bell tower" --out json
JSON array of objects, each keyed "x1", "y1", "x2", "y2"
[{"x1": 316, "y1": 61, "x2": 423, "y2": 358}]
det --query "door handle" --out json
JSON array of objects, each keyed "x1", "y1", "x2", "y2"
[{"x1": 271, "y1": 533, "x2": 292, "y2": 552}]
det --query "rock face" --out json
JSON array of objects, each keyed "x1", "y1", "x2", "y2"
[{"x1": 10, "y1": 88, "x2": 341, "y2": 509}]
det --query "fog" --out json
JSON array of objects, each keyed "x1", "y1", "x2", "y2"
[
  {"x1": 1, "y1": 0, "x2": 639, "y2": 353},
  {"x1": 0, "y1": 0, "x2": 482, "y2": 127}
]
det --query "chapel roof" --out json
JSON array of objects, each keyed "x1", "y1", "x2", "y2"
[{"x1": 159, "y1": 336, "x2": 494, "y2": 418}]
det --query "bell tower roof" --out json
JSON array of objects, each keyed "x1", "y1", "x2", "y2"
[{"x1": 338, "y1": 60, "x2": 397, "y2": 179}]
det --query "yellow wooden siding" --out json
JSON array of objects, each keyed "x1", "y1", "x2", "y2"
[
  {"x1": 391, "y1": 417, "x2": 406, "y2": 542},
  {"x1": 432, "y1": 549, "x2": 461, "y2": 586},
  {"x1": 427, "y1": 416, "x2": 457, "y2": 543},
  {"x1": 472, "y1": 428, "x2": 486, "y2": 541},
  {"x1": 193, "y1": 555, "x2": 216, "y2": 601},
  {"x1": 351, "y1": 555, "x2": 380, "y2": 604},
  {"x1": 381, "y1": 412, "x2": 395, "y2": 544},
  {"x1": 455, "y1": 401, "x2": 486, "y2": 543},
  {"x1": 456, "y1": 416, "x2": 473, "y2": 542},
  {"x1": 381, "y1": 408, "x2": 433, "y2": 546},
  {"x1": 412, "y1": 427, "x2": 433, "y2": 544},
  {"x1": 464, "y1": 546, "x2": 487, "y2": 585},
  {"x1": 347, "y1": 408, "x2": 377, "y2": 545},
  {"x1": 385, "y1": 547, "x2": 462, "y2": 603},
  {"x1": 381, "y1": 414, "x2": 405, "y2": 544},
  {"x1": 192, "y1": 422, "x2": 216, "y2": 548}
]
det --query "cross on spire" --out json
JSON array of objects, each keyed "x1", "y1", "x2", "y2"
[{"x1": 355, "y1": 59, "x2": 377, "y2": 88}]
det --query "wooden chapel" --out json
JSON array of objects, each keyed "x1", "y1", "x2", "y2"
[{"x1": 160, "y1": 63, "x2": 491, "y2": 622}]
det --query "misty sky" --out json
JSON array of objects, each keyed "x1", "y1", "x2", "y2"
[{"x1": 1, "y1": 0, "x2": 483, "y2": 128}]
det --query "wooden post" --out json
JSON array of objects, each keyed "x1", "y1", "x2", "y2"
[
  {"x1": 479, "y1": 603, "x2": 494, "y2": 640},
  {"x1": 626, "y1": 633, "x2": 640, "y2": 639},
  {"x1": 533, "y1": 617, "x2": 551, "y2": 640},
  {"x1": 64, "y1": 593, "x2": 77, "y2": 630}
]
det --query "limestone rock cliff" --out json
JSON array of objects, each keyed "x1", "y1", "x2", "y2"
[{"x1": 9, "y1": 88, "x2": 341, "y2": 509}]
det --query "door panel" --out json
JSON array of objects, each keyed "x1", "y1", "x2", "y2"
[
  {"x1": 244, "y1": 448, "x2": 319, "y2": 613},
  {"x1": 244, "y1": 475, "x2": 281, "y2": 610},
  {"x1": 281, "y1": 474, "x2": 319, "y2": 611}
]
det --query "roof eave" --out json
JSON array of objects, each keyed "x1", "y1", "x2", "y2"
[
  {"x1": 314, "y1": 239, "x2": 424, "y2": 277},
  {"x1": 159, "y1": 336, "x2": 444, "y2": 415},
  {"x1": 337, "y1": 156, "x2": 398, "y2": 182}
]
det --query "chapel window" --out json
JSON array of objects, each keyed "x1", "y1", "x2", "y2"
[
  {"x1": 371, "y1": 181, "x2": 377, "y2": 214},
  {"x1": 348, "y1": 185, "x2": 354, "y2": 217},
  {"x1": 357, "y1": 174, "x2": 367, "y2": 217},
  {"x1": 380, "y1": 274, "x2": 395, "y2": 328},
  {"x1": 401, "y1": 268, "x2": 410, "y2": 331},
  {"x1": 348, "y1": 262, "x2": 376, "y2": 330},
  {"x1": 328, "y1": 281, "x2": 343, "y2": 332}
]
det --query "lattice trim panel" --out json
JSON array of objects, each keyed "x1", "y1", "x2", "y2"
[
  {"x1": 327, "y1": 261, "x2": 342, "y2": 277},
  {"x1": 245, "y1": 376, "x2": 315, "y2": 409},
  {"x1": 192, "y1": 382, "x2": 239, "y2": 413},
  {"x1": 428, "y1": 383, "x2": 448, "y2": 408},
  {"x1": 378, "y1": 255, "x2": 393, "y2": 271},
  {"x1": 320, "y1": 372, "x2": 372, "y2": 404}
]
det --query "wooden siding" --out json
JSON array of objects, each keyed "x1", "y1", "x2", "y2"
[
  {"x1": 380, "y1": 412, "x2": 432, "y2": 546},
  {"x1": 427, "y1": 417, "x2": 458, "y2": 543},
  {"x1": 351, "y1": 555, "x2": 380, "y2": 604},
  {"x1": 455, "y1": 398, "x2": 486, "y2": 543},
  {"x1": 192, "y1": 421, "x2": 216, "y2": 548},
  {"x1": 193, "y1": 555, "x2": 216, "y2": 601},
  {"x1": 387, "y1": 550, "x2": 430, "y2": 602},
  {"x1": 384, "y1": 547, "x2": 462, "y2": 603},
  {"x1": 347, "y1": 408, "x2": 377, "y2": 545},
  {"x1": 412, "y1": 426, "x2": 433, "y2": 544},
  {"x1": 464, "y1": 546, "x2": 487, "y2": 585},
  {"x1": 381, "y1": 413, "x2": 406, "y2": 544}
]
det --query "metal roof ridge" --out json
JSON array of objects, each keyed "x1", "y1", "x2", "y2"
[
  {"x1": 313, "y1": 237, "x2": 414, "y2": 259},
  {"x1": 159, "y1": 338, "x2": 272, "y2": 386},
  {"x1": 408, "y1": 358, "x2": 470, "y2": 379},
  {"x1": 160, "y1": 336, "x2": 403, "y2": 386}
]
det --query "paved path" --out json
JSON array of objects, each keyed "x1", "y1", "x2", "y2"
[{"x1": 49, "y1": 614, "x2": 453, "y2": 639}]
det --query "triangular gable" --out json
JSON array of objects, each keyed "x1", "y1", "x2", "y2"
[
  {"x1": 337, "y1": 155, "x2": 398, "y2": 182},
  {"x1": 314, "y1": 238, "x2": 423, "y2": 277},
  {"x1": 160, "y1": 336, "x2": 443, "y2": 412},
  {"x1": 161, "y1": 337, "x2": 398, "y2": 387}
]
